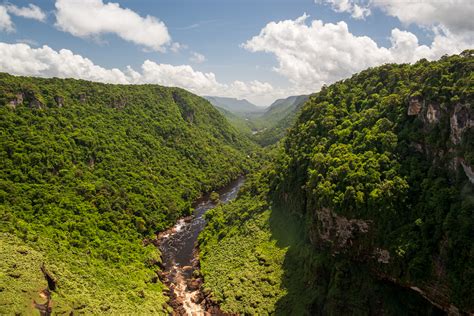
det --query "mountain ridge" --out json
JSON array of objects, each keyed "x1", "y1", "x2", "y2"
[{"x1": 0, "y1": 72, "x2": 256, "y2": 314}]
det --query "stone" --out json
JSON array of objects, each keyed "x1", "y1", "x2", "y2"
[
  {"x1": 460, "y1": 160, "x2": 474, "y2": 184},
  {"x1": 186, "y1": 279, "x2": 201, "y2": 291},
  {"x1": 54, "y1": 96, "x2": 64, "y2": 107},
  {"x1": 450, "y1": 104, "x2": 473, "y2": 144},
  {"x1": 426, "y1": 103, "x2": 441, "y2": 124},
  {"x1": 408, "y1": 96, "x2": 423, "y2": 116},
  {"x1": 373, "y1": 248, "x2": 390, "y2": 264},
  {"x1": 7, "y1": 93, "x2": 24, "y2": 109},
  {"x1": 313, "y1": 207, "x2": 370, "y2": 250}
]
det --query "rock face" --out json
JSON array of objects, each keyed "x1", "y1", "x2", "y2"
[
  {"x1": 7, "y1": 93, "x2": 24, "y2": 109},
  {"x1": 450, "y1": 104, "x2": 473, "y2": 144},
  {"x1": 78, "y1": 93, "x2": 87, "y2": 103},
  {"x1": 172, "y1": 91, "x2": 195, "y2": 124},
  {"x1": 292, "y1": 96, "x2": 473, "y2": 314},
  {"x1": 426, "y1": 103, "x2": 441, "y2": 124},
  {"x1": 460, "y1": 160, "x2": 474, "y2": 184},
  {"x1": 110, "y1": 97, "x2": 127, "y2": 109},
  {"x1": 311, "y1": 207, "x2": 370, "y2": 252},
  {"x1": 408, "y1": 96, "x2": 423, "y2": 115},
  {"x1": 54, "y1": 96, "x2": 64, "y2": 107},
  {"x1": 373, "y1": 248, "x2": 390, "y2": 264}
]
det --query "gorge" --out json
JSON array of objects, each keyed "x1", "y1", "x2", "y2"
[{"x1": 0, "y1": 51, "x2": 473, "y2": 315}]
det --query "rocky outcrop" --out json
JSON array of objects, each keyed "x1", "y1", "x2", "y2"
[
  {"x1": 450, "y1": 104, "x2": 473, "y2": 144},
  {"x1": 7, "y1": 93, "x2": 24, "y2": 109},
  {"x1": 426, "y1": 103, "x2": 441, "y2": 124},
  {"x1": 373, "y1": 248, "x2": 390, "y2": 264},
  {"x1": 54, "y1": 96, "x2": 64, "y2": 107},
  {"x1": 172, "y1": 91, "x2": 195, "y2": 124},
  {"x1": 408, "y1": 96, "x2": 423, "y2": 116},
  {"x1": 110, "y1": 97, "x2": 127, "y2": 109},
  {"x1": 78, "y1": 93, "x2": 87, "y2": 103},
  {"x1": 460, "y1": 160, "x2": 474, "y2": 184},
  {"x1": 311, "y1": 207, "x2": 370, "y2": 252}
]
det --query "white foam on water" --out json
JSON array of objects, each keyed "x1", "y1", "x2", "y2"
[{"x1": 175, "y1": 219, "x2": 186, "y2": 232}]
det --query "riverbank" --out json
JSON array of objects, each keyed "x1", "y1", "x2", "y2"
[{"x1": 156, "y1": 177, "x2": 244, "y2": 314}]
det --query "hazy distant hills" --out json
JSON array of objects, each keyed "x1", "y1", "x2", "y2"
[
  {"x1": 205, "y1": 94, "x2": 310, "y2": 145},
  {"x1": 204, "y1": 96, "x2": 265, "y2": 115},
  {"x1": 253, "y1": 94, "x2": 310, "y2": 146},
  {"x1": 260, "y1": 94, "x2": 309, "y2": 125}
]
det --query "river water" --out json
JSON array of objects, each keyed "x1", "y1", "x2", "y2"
[{"x1": 158, "y1": 177, "x2": 244, "y2": 314}]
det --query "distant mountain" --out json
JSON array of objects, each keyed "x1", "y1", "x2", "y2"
[
  {"x1": 253, "y1": 94, "x2": 310, "y2": 146},
  {"x1": 204, "y1": 96, "x2": 265, "y2": 115},
  {"x1": 263, "y1": 95, "x2": 309, "y2": 120}
]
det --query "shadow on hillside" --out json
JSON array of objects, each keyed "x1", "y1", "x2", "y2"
[
  {"x1": 267, "y1": 203, "x2": 447, "y2": 316},
  {"x1": 268, "y1": 203, "x2": 322, "y2": 315}
]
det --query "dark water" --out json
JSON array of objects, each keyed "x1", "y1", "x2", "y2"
[{"x1": 159, "y1": 176, "x2": 244, "y2": 274}]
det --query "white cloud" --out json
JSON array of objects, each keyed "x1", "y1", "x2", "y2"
[
  {"x1": 54, "y1": 0, "x2": 171, "y2": 52},
  {"x1": 16, "y1": 38, "x2": 39, "y2": 46},
  {"x1": 317, "y1": 0, "x2": 474, "y2": 36},
  {"x1": 7, "y1": 4, "x2": 46, "y2": 22},
  {"x1": 0, "y1": 6, "x2": 14, "y2": 32},
  {"x1": 189, "y1": 52, "x2": 206, "y2": 64},
  {"x1": 316, "y1": 0, "x2": 370, "y2": 19},
  {"x1": 371, "y1": 0, "x2": 474, "y2": 35},
  {"x1": 0, "y1": 42, "x2": 131, "y2": 83},
  {"x1": 0, "y1": 42, "x2": 276, "y2": 105},
  {"x1": 243, "y1": 14, "x2": 473, "y2": 95},
  {"x1": 170, "y1": 42, "x2": 188, "y2": 53},
  {"x1": 0, "y1": 3, "x2": 47, "y2": 32}
]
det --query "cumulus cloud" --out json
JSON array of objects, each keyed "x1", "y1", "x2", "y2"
[
  {"x1": 317, "y1": 0, "x2": 474, "y2": 36},
  {"x1": 170, "y1": 42, "x2": 188, "y2": 53},
  {"x1": 372, "y1": 0, "x2": 474, "y2": 35},
  {"x1": 189, "y1": 52, "x2": 206, "y2": 64},
  {"x1": 0, "y1": 42, "x2": 276, "y2": 105},
  {"x1": 243, "y1": 14, "x2": 473, "y2": 94},
  {"x1": 0, "y1": 6, "x2": 14, "y2": 32},
  {"x1": 0, "y1": 42, "x2": 131, "y2": 83},
  {"x1": 316, "y1": 0, "x2": 370, "y2": 19},
  {"x1": 0, "y1": 3, "x2": 46, "y2": 32},
  {"x1": 7, "y1": 3, "x2": 46, "y2": 22},
  {"x1": 55, "y1": 0, "x2": 171, "y2": 52}
]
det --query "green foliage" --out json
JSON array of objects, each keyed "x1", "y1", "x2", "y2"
[
  {"x1": 199, "y1": 160, "x2": 288, "y2": 315},
  {"x1": 274, "y1": 51, "x2": 474, "y2": 310},
  {"x1": 253, "y1": 95, "x2": 309, "y2": 146},
  {"x1": 199, "y1": 51, "x2": 474, "y2": 314},
  {"x1": 0, "y1": 73, "x2": 255, "y2": 313}
]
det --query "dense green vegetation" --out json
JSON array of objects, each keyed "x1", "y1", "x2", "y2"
[
  {"x1": 214, "y1": 106, "x2": 256, "y2": 136},
  {"x1": 1, "y1": 51, "x2": 472, "y2": 315},
  {"x1": 0, "y1": 73, "x2": 255, "y2": 314},
  {"x1": 200, "y1": 51, "x2": 474, "y2": 314},
  {"x1": 207, "y1": 94, "x2": 310, "y2": 145},
  {"x1": 253, "y1": 95, "x2": 309, "y2": 146}
]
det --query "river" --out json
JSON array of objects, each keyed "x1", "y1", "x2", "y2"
[{"x1": 158, "y1": 176, "x2": 244, "y2": 315}]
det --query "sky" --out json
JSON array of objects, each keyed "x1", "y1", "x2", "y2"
[{"x1": 0, "y1": 0, "x2": 473, "y2": 106}]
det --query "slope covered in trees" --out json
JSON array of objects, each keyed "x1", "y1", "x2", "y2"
[
  {"x1": 199, "y1": 51, "x2": 474, "y2": 314},
  {"x1": 253, "y1": 95, "x2": 309, "y2": 146},
  {"x1": 0, "y1": 73, "x2": 256, "y2": 314}
]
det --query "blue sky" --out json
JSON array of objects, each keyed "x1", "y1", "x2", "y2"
[{"x1": 0, "y1": 0, "x2": 472, "y2": 105}]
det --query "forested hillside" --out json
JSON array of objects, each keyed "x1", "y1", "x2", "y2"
[
  {"x1": 0, "y1": 73, "x2": 255, "y2": 314},
  {"x1": 253, "y1": 95, "x2": 309, "y2": 146},
  {"x1": 199, "y1": 51, "x2": 474, "y2": 314}
]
